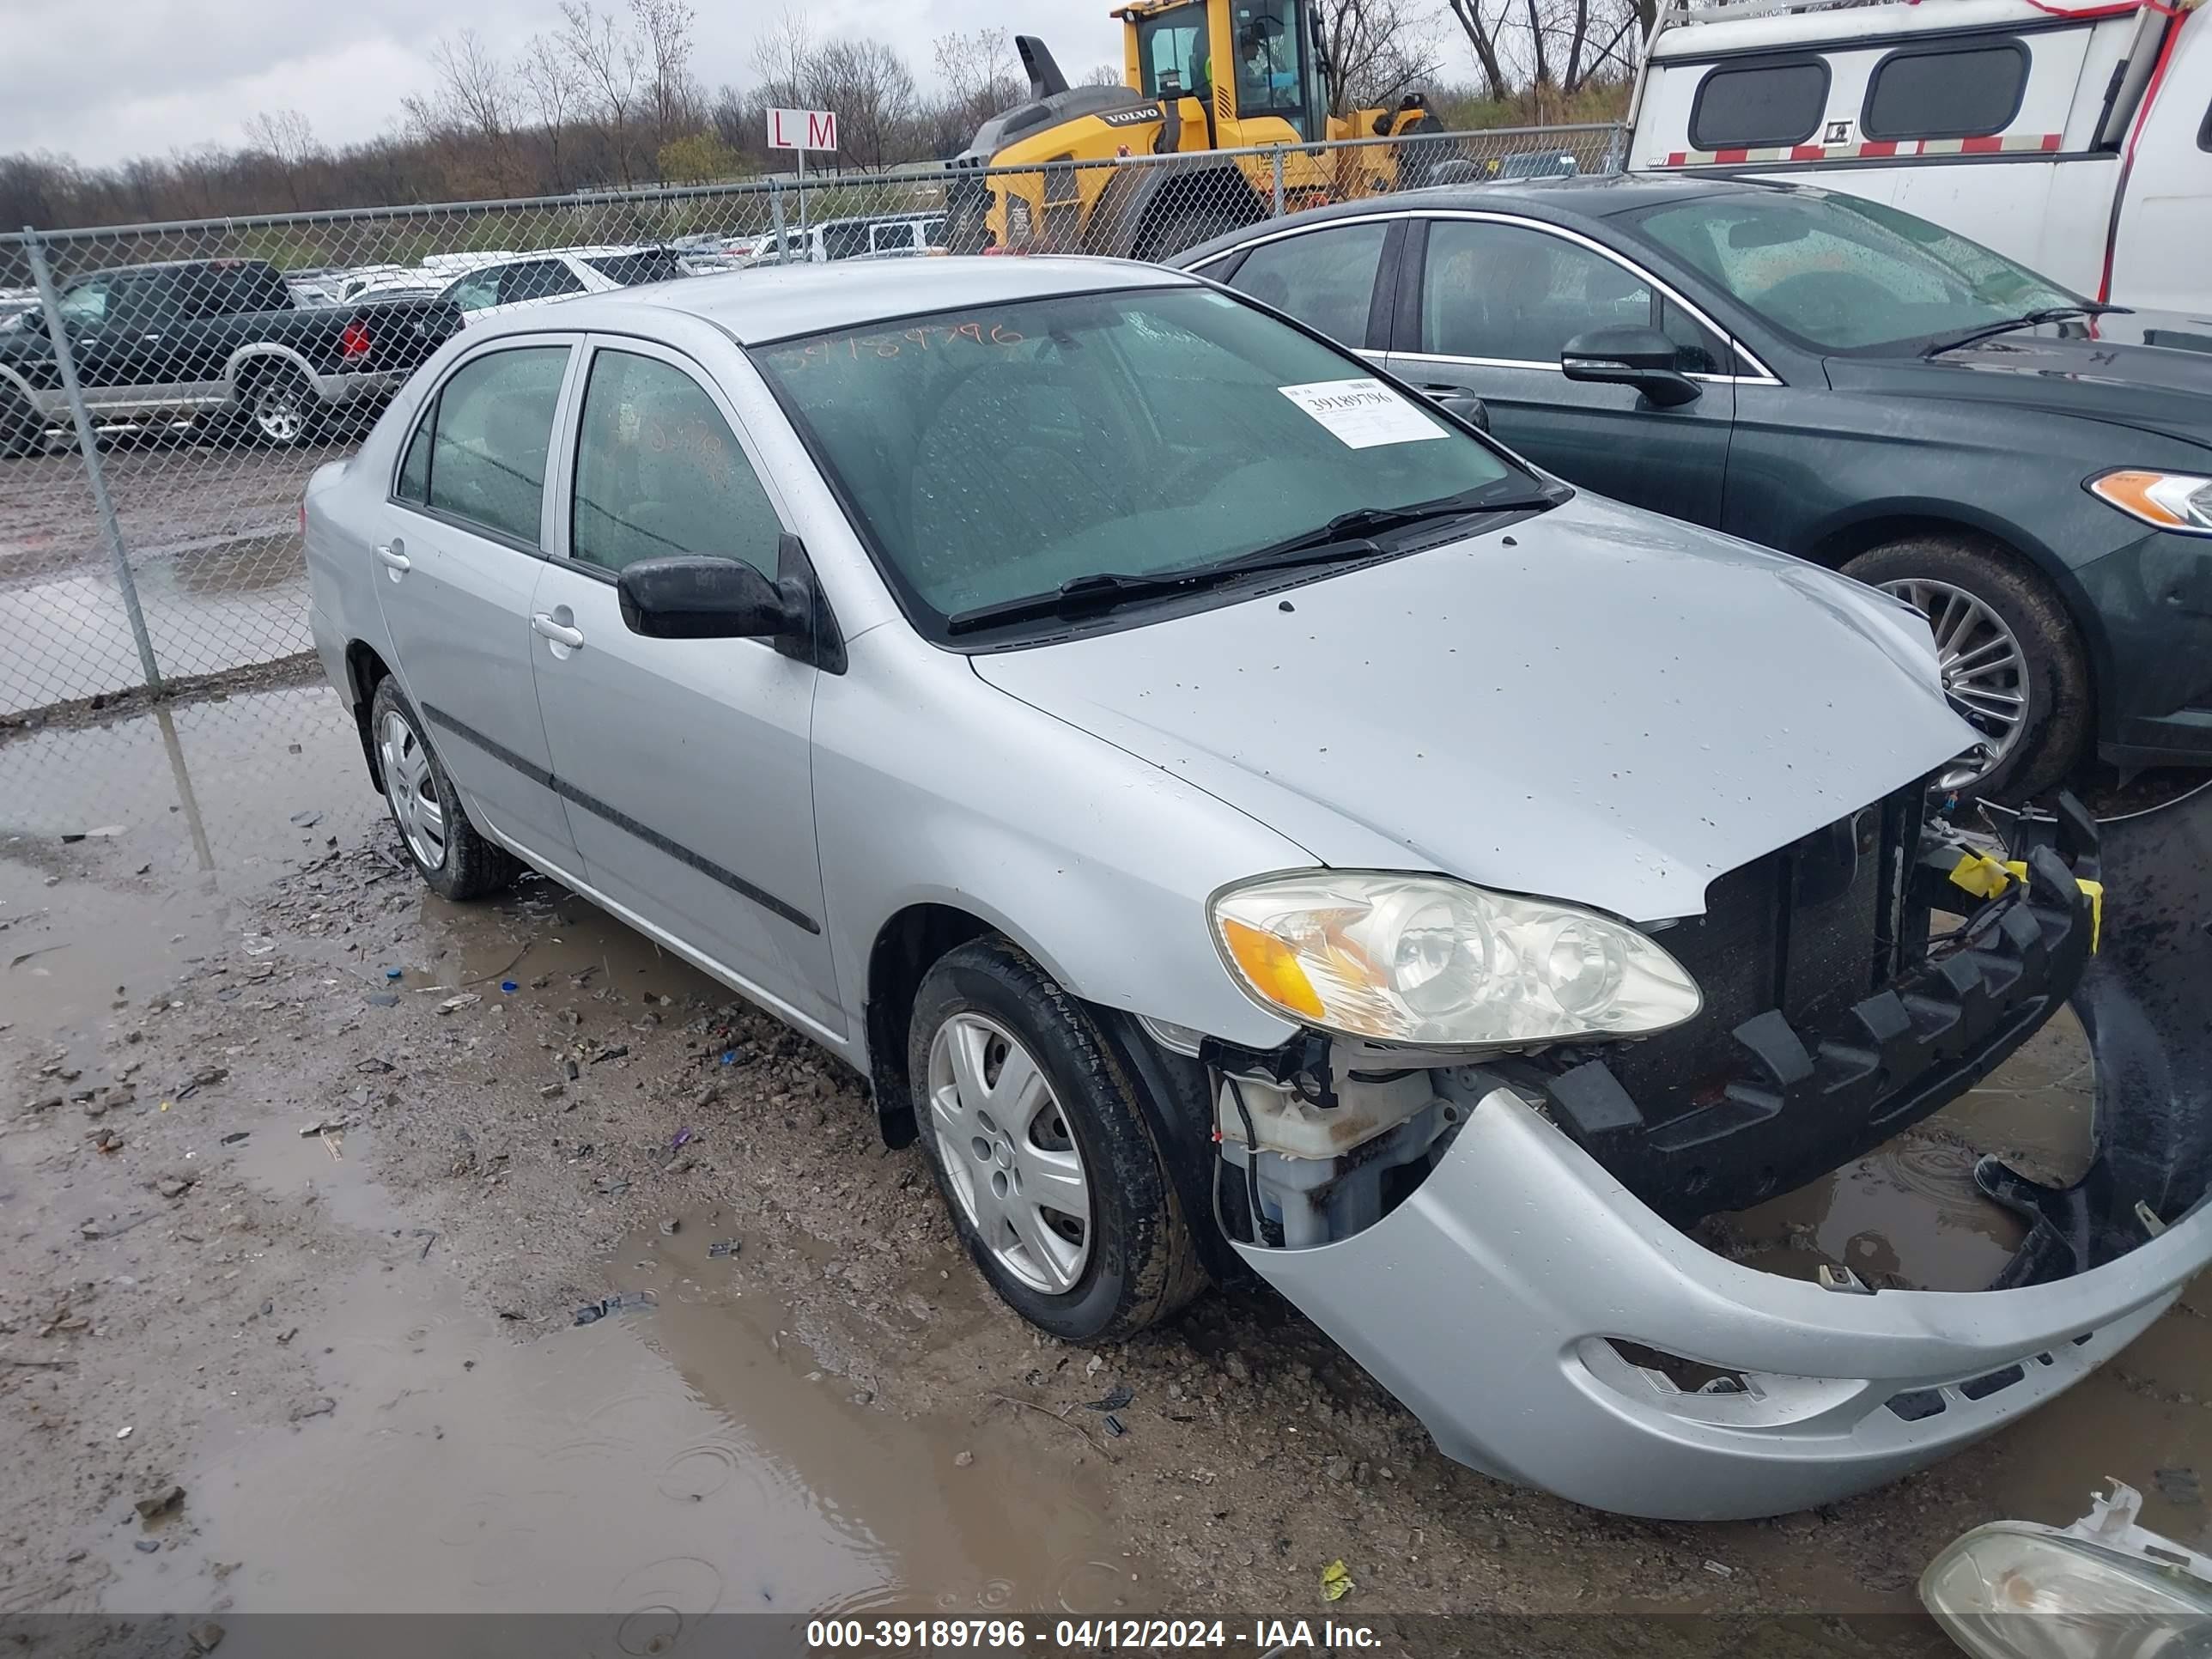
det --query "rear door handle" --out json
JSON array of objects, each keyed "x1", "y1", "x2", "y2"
[
  {"x1": 532, "y1": 612, "x2": 585, "y2": 649},
  {"x1": 375, "y1": 542, "x2": 410, "y2": 574}
]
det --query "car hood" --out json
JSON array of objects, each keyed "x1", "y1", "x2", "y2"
[
  {"x1": 970, "y1": 495, "x2": 1976, "y2": 923},
  {"x1": 1825, "y1": 324, "x2": 2212, "y2": 450}
]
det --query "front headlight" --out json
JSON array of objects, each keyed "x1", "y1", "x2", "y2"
[
  {"x1": 1208, "y1": 871, "x2": 1701, "y2": 1047},
  {"x1": 1922, "y1": 1518, "x2": 2212, "y2": 1659},
  {"x1": 2087, "y1": 469, "x2": 2212, "y2": 536}
]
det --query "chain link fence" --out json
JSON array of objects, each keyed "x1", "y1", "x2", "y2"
[{"x1": 0, "y1": 120, "x2": 1621, "y2": 729}]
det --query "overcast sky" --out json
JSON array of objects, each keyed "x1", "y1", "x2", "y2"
[{"x1": 0, "y1": 0, "x2": 1129, "y2": 167}]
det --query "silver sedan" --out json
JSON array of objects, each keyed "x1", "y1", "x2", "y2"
[{"x1": 304, "y1": 255, "x2": 2210, "y2": 1520}]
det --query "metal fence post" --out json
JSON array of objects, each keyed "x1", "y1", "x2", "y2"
[
  {"x1": 1271, "y1": 149, "x2": 1286, "y2": 216},
  {"x1": 23, "y1": 228, "x2": 163, "y2": 696},
  {"x1": 1600, "y1": 121, "x2": 1629, "y2": 175},
  {"x1": 769, "y1": 177, "x2": 789, "y2": 264}
]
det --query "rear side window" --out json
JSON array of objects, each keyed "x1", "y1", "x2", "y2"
[
  {"x1": 1420, "y1": 220, "x2": 1655, "y2": 363},
  {"x1": 569, "y1": 349, "x2": 783, "y2": 578},
  {"x1": 498, "y1": 260, "x2": 586, "y2": 306},
  {"x1": 417, "y1": 346, "x2": 569, "y2": 544},
  {"x1": 1689, "y1": 58, "x2": 1830, "y2": 150},
  {"x1": 1863, "y1": 41, "x2": 2027, "y2": 140},
  {"x1": 582, "y1": 250, "x2": 685, "y2": 286},
  {"x1": 396, "y1": 400, "x2": 433, "y2": 503},
  {"x1": 1226, "y1": 222, "x2": 1390, "y2": 346}
]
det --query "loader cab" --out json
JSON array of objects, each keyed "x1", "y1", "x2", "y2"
[{"x1": 1124, "y1": 0, "x2": 1329, "y2": 143}]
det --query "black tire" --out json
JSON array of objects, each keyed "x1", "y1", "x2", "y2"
[
  {"x1": 908, "y1": 939, "x2": 1204, "y2": 1343},
  {"x1": 235, "y1": 362, "x2": 319, "y2": 448},
  {"x1": 0, "y1": 390, "x2": 40, "y2": 459},
  {"x1": 367, "y1": 675, "x2": 518, "y2": 902},
  {"x1": 1136, "y1": 195, "x2": 1256, "y2": 263},
  {"x1": 1843, "y1": 535, "x2": 2091, "y2": 803}
]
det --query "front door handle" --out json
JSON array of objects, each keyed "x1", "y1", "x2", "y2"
[
  {"x1": 532, "y1": 612, "x2": 585, "y2": 650},
  {"x1": 375, "y1": 541, "x2": 410, "y2": 574}
]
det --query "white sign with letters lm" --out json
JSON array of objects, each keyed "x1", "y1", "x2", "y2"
[{"x1": 766, "y1": 108, "x2": 839, "y2": 151}]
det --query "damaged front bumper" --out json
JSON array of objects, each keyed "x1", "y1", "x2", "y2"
[{"x1": 1226, "y1": 787, "x2": 2212, "y2": 1519}]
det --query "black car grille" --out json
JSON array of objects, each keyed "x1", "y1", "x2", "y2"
[{"x1": 1602, "y1": 783, "x2": 1929, "y2": 1123}]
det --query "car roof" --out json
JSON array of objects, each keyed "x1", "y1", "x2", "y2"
[
  {"x1": 566, "y1": 255, "x2": 1195, "y2": 345},
  {"x1": 1170, "y1": 173, "x2": 1784, "y2": 262}
]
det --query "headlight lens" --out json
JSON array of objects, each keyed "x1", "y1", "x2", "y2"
[
  {"x1": 1209, "y1": 872, "x2": 1700, "y2": 1047},
  {"x1": 1922, "y1": 1523, "x2": 2212, "y2": 1659},
  {"x1": 2087, "y1": 469, "x2": 2212, "y2": 536}
]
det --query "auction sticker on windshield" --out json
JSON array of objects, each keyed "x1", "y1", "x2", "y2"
[{"x1": 1277, "y1": 379, "x2": 1449, "y2": 449}]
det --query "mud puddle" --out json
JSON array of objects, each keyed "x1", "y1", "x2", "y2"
[
  {"x1": 95, "y1": 1131, "x2": 1145, "y2": 1620},
  {"x1": 1723, "y1": 1011, "x2": 2094, "y2": 1293}
]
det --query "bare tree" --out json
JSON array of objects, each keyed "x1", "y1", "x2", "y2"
[
  {"x1": 240, "y1": 109, "x2": 319, "y2": 208},
  {"x1": 928, "y1": 28, "x2": 1024, "y2": 155},
  {"x1": 519, "y1": 33, "x2": 580, "y2": 190},
  {"x1": 403, "y1": 31, "x2": 523, "y2": 191},
  {"x1": 561, "y1": 0, "x2": 641, "y2": 185},
  {"x1": 630, "y1": 0, "x2": 701, "y2": 173},
  {"x1": 809, "y1": 40, "x2": 918, "y2": 170},
  {"x1": 1316, "y1": 0, "x2": 1443, "y2": 112},
  {"x1": 1080, "y1": 63, "x2": 1124, "y2": 88},
  {"x1": 1441, "y1": 0, "x2": 1513, "y2": 101}
]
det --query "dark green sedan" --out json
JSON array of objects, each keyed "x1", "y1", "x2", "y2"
[{"x1": 1176, "y1": 175, "x2": 2212, "y2": 801}]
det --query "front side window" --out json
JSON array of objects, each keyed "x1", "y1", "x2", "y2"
[
  {"x1": 417, "y1": 345, "x2": 569, "y2": 544},
  {"x1": 445, "y1": 270, "x2": 500, "y2": 313},
  {"x1": 752, "y1": 287, "x2": 1527, "y2": 630},
  {"x1": 1863, "y1": 41, "x2": 2027, "y2": 140},
  {"x1": 58, "y1": 278, "x2": 112, "y2": 327},
  {"x1": 1624, "y1": 189, "x2": 2075, "y2": 354},
  {"x1": 1232, "y1": 0, "x2": 1309, "y2": 131},
  {"x1": 1138, "y1": 3, "x2": 1209, "y2": 95},
  {"x1": 1420, "y1": 220, "x2": 1655, "y2": 363},
  {"x1": 570, "y1": 350, "x2": 782, "y2": 577},
  {"x1": 396, "y1": 398, "x2": 434, "y2": 503},
  {"x1": 1689, "y1": 59, "x2": 1830, "y2": 150},
  {"x1": 1228, "y1": 221, "x2": 1389, "y2": 344}
]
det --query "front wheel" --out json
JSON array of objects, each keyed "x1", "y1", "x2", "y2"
[
  {"x1": 909, "y1": 939, "x2": 1202, "y2": 1342},
  {"x1": 1843, "y1": 535, "x2": 2090, "y2": 803},
  {"x1": 0, "y1": 390, "x2": 41, "y2": 459}
]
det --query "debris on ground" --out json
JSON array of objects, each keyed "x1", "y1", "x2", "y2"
[
  {"x1": 1087, "y1": 1385, "x2": 1134, "y2": 1413},
  {"x1": 134, "y1": 1484, "x2": 185, "y2": 1521},
  {"x1": 659, "y1": 1218, "x2": 680, "y2": 1236},
  {"x1": 573, "y1": 1291, "x2": 657, "y2": 1326},
  {"x1": 2156, "y1": 1467, "x2": 2203, "y2": 1506},
  {"x1": 289, "y1": 1396, "x2": 337, "y2": 1422},
  {"x1": 1321, "y1": 1560, "x2": 1354, "y2": 1602},
  {"x1": 189, "y1": 1622, "x2": 226, "y2": 1654},
  {"x1": 708, "y1": 1239, "x2": 739, "y2": 1260},
  {"x1": 437, "y1": 994, "x2": 481, "y2": 1015}
]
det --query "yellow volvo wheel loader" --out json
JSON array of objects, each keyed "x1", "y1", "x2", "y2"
[{"x1": 944, "y1": 0, "x2": 1432, "y2": 260}]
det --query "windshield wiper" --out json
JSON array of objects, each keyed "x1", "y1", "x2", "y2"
[
  {"x1": 1921, "y1": 304, "x2": 2124, "y2": 358},
  {"x1": 944, "y1": 547, "x2": 1383, "y2": 635},
  {"x1": 942, "y1": 481, "x2": 1565, "y2": 636}
]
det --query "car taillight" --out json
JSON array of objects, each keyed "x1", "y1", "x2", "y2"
[{"x1": 339, "y1": 319, "x2": 372, "y2": 359}]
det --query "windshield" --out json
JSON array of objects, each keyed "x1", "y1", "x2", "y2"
[
  {"x1": 1137, "y1": 3, "x2": 1208, "y2": 96},
  {"x1": 1620, "y1": 188, "x2": 2079, "y2": 355},
  {"x1": 751, "y1": 286, "x2": 1523, "y2": 635}
]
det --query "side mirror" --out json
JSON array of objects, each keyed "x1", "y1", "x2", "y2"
[
  {"x1": 1560, "y1": 325, "x2": 1701, "y2": 409},
  {"x1": 1431, "y1": 390, "x2": 1490, "y2": 433},
  {"x1": 617, "y1": 556, "x2": 803, "y2": 641}
]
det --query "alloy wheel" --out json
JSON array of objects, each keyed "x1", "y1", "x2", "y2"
[
  {"x1": 926, "y1": 1012, "x2": 1091, "y2": 1295},
  {"x1": 378, "y1": 708, "x2": 448, "y2": 871},
  {"x1": 1881, "y1": 577, "x2": 2029, "y2": 791},
  {"x1": 252, "y1": 378, "x2": 307, "y2": 444}
]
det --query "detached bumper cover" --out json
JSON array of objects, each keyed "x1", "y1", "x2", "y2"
[{"x1": 1232, "y1": 787, "x2": 2212, "y2": 1519}]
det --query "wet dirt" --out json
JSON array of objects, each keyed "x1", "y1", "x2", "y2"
[{"x1": 6, "y1": 687, "x2": 2211, "y2": 1632}]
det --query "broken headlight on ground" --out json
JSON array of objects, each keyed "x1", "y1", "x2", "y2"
[{"x1": 1923, "y1": 1480, "x2": 2212, "y2": 1659}]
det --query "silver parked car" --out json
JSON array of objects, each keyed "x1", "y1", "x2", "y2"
[{"x1": 303, "y1": 256, "x2": 2209, "y2": 1521}]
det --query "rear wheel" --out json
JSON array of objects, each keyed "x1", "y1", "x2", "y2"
[
  {"x1": 238, "y1": 363, "x2": 318, "y2": 447},
  {"x1": 909, "y1": 939, "x2": 1202, "y2": 1342},
  {"x1": 1844, "y1": 535, "x2": 2090, "y2": 802},
  {"x1": 368, "y1": 676, "x2": 517, "y2": 901},
  {"x1": 1137, "y1": 193, "x2": 1258, "y2": 262}
]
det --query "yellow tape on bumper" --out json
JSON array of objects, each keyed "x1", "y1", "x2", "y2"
[{"x1": 1947, "y1": 850, "x2": 2101, "y2": 951}]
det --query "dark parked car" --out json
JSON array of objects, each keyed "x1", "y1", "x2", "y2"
[
  {"x1": 0, "y1": 258, "x2": 460, "y2": 457},
  {"x1": 1176, "y1": 176, "x2": 2212, "y2": 800}
]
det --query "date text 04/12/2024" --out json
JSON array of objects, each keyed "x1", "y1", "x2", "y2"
[{"x1": 802, "y1": 1620, "x2": 1383, "y2": 1650}]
